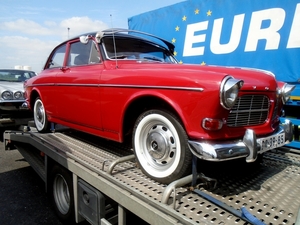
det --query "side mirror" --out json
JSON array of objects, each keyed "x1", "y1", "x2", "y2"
[{"x1": 79, "y1": 35, "x2": 89, "y2": 44}]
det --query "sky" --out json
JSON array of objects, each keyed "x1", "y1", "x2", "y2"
[{"x1": 0, "y1": 0, "x2": 184, "y2": 72}]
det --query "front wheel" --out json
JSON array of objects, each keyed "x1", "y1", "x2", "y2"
[
  {"x1": 133, "y1": 109, "x2": 192, "y2": 184},
  {"x1": 33, "y1": 97, "x2": 49, "y2": 132}
]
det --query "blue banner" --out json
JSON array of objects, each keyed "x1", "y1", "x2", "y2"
[{"x1": 128, "y1": 0, "x2": 300, "y2": 85}]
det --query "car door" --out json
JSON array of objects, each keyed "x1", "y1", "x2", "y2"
[
  {"x1": 36, "y1": 44, "x2": 67, "y2": 118},
  {"x1": 55, "y1": 39, "x2": 103, "y2": 130}
]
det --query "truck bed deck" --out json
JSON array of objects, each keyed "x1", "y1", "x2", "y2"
[{"x1": 5, "y1": 129, "x2": 300, "y2": 225}]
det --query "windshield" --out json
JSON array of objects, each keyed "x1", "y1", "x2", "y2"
[
  {"x1": 0, "y1": 70, "x2": 36, "y2": 82},
  {"x1": 102, "y1": 36, "x2": 177, "y2": 63}
]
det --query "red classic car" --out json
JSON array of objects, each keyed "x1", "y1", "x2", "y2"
[{"x1": 24, "y1": 29, "x2": 294, "y2": 183}]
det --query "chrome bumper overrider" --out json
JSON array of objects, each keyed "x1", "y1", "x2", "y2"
[
  {"x1": 21, "y1": 102, "x2": 28, "y2": 109},
  {"x1": 188, "y1": 119, "x2": 293, "y2": 162}
]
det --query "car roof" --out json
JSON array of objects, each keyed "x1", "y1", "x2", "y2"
[
  {"x1": 0, "y1": 68, "x2": 35, "y2": 72},
  {"x1": 68, "y1": 28, "x2": 175, "y2": 54}
]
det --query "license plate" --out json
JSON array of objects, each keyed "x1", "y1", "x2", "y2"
[{"x1": 258, "y1": 133, "x2": 285, "y2": 152}]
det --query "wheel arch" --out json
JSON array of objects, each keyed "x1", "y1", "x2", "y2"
[
  {"x1": 122, "y1": 94, "x2": 186, "y2": 142},
  {"x1": 29, "y1": 89, "x2": 41, "y2": 110},
  {"x1": 46, "y1": 157, "x2": 69, "y2": 193}
]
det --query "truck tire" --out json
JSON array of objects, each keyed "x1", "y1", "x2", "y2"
[
  {"x1": 133, "y1": 109, "x2": 192, "y2": 184},
  {"x1": 33, "y1": 97, "x2": 50, "y2": 132},
  {"x1": 50, "y1": 165, "x2": 75, "y2": 224}
]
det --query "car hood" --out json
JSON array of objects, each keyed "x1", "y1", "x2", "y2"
[
  {"x1": 0, "y1": 81, "x2": 24, "y2": 92},
  {"x1": 198, "y1": 64, "x2": 278, "y2": 91},
  {"x1": 108, "y1": 62, "x2": 278, "y2": 92}
]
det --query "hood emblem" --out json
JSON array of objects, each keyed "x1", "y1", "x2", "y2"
[{"x1": 265, "y1": 87, "x2": 269, "y2": 90}]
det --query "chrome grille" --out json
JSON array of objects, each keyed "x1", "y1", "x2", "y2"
[{"x1": 227, "y1": 95, "x2": 270, "y2": 127}]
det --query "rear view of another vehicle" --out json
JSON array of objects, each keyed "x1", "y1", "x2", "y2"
[{"x1": 0, "y1": 69, "x2": 36, "y2": 128}]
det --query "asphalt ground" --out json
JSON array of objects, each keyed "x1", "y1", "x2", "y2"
[{"x1": 0, "y1": 128, "x2": 64, "y2": 225}]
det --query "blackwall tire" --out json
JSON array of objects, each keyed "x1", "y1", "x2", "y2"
[
  {"x1": 50, "y1": 165, "x2": 75, "y2": 224},
  {"x1": 133, "y1": 109, "x2": 192, "y2": 184},
  {"x1": 33, "y1": 97, "x2": 49, "y2": 132}
]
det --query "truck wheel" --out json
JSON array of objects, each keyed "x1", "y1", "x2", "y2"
[
  {"x1": 133, "y1": 109, "x2": 192, "y2": 184},
  {"x1": 33, "y1": 97, "x2": 49, "y2": 132},
  {"x1": 50, "y1": 165, "x2": 75, "y2": 224}
]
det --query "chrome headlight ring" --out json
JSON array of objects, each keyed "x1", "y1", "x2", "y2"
[
  {"x1": 281, "y1": 83, "x2": 295, "y2": 104},
  {"x1": 2, "y1": 91, "x2": 13, "y2": 100},
  {"x1": 220, "y1": 76, "x2": 244, "y2": 110},
  {"x1": 1, "y1": 90, "x2": 25, "y2": 100},
  {"x1": 14, "y1": 91, "x2": 24, "y2": 99}
]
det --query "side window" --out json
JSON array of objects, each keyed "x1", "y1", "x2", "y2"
[
  {"x1": 48, "y1": 44, "x2": 67, "y2": 69},
  {"x1": 68, "y1": 40, "x2": 100, "y2": 66},
  {"x1": 89, "y1": 42, "x2": 100, "y2": 64},
  {"x1": 17, "y1": 72, "x2": 30, "y2": 81},
  {"x1": 23, "y1": 72, "x2": 36, "y2": 79}
]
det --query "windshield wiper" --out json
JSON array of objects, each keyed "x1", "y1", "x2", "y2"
[
  {"x1": 110, "y1": 54, "x2": 128, "y2": 59},
  {"x1": 142, "y1": 56, "x2": 163, "y2": 62}
]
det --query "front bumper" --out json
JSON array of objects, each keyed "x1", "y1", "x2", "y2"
[{"x1": 188, "y1": 119, "x2": 293, "y2": 162}]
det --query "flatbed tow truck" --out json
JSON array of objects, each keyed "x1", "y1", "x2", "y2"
[{"x1": 4, "y1": 125, "x2": 300, "y2": 225}]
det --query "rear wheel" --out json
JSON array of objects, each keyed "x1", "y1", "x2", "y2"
[
  {"x1": 50, "y1": 165, "x2": 75, "y2": 224},
  {"x1": 133, "y1": 109, "x2": 192, "y2": 184},
  {"x1": 33, "y1": 97, "x2": 49, "y2": 132}
]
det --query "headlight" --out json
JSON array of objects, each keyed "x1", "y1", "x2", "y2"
[
  {"x1": 220, "y1": 76, "x2": 244, "y2": 109},
  {"x1": 2, "y1": 91, "x2": 13, "y2": 100},
  {"x1": 14, "y1": 91, "x2": 24, "y2": 99},
  {"x1": 281, "y1": 83, "x2": 295, "y2": 104}
]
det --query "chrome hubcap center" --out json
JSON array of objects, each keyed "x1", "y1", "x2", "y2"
[{"x1": 146, "y1": 125, "x2": 174, "y2": 164}]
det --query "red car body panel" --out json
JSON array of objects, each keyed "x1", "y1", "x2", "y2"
[{"x1": 26, "y1": 58, "x2": 278, "y2": 142}]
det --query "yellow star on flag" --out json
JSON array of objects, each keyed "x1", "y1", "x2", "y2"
[
  {"x1": 174, "y1": 51, "x2": 178, "y2": 56},
  {"x1": 179, "y1": 60, "x2": 183, "y2": 64},
  {"x1": 207, "y1": 10, "x2": 212, "y2": 16},
  {"x1": 201, "y1": 61, "x2": 206, "y2": 65},
  {"x1": 195, "y1": 9, "x2": 200, "y2": 14},
  {"x1": 175, "y1": 26, "x2": 180, "y2": 31},
  {"x1": 172, "y1": 38, "x2": 176, "y2": 43},
  {"x1": 182, "y1": 15, "x2": 187, "y2": 21}
]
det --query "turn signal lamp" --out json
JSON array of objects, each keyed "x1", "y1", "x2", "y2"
[{"x1": 202, "y1": 118, "x2": 223, "y2": 130}]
